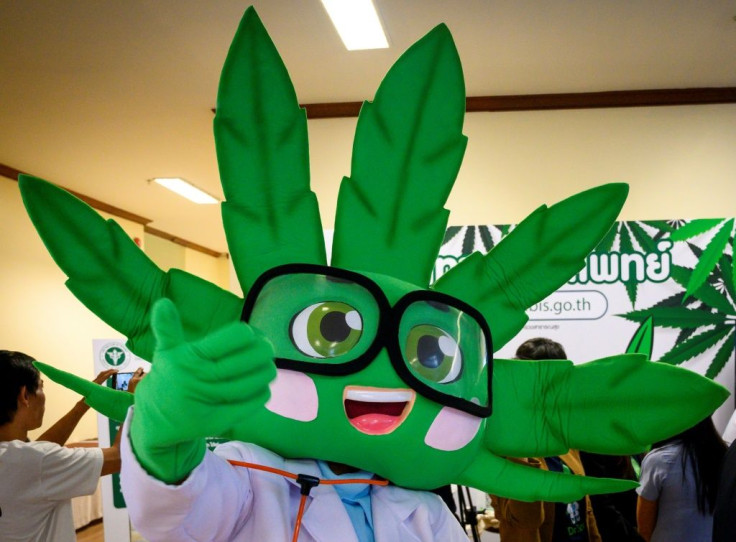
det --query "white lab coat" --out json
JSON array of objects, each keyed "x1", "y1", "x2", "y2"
[{"x1": 120, "y1": 407, "x2": 468, "y2": 542}]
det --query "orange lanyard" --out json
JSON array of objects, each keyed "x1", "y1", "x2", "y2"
[{"x1": 228, "y1": 459, "x2": 389, "y2": 542}]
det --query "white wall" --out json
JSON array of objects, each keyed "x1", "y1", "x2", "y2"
[{"x1": 307, "y1": 104, "x2": 736, "y2": 229}]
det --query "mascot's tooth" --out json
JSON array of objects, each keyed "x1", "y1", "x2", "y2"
[{"x1": 345, "y1": 388, "x2": 414, "y2": 403}]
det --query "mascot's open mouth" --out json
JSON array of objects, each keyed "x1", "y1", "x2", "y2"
[{"x1": 343, "y1": 387, "x2": 415, "y2": 435}]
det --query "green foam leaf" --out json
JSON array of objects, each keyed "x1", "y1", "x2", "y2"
[
  {"x1": 332, "y1": 24, "x2": 467, "y2": 286},
  {"x1": 19, "y1": 175, "x2": 243, "y2": 361},
  {"x1": 458, "y1": 449, "x2": 636, "y2": 502},
  {"x1": 434, "y1": 184, "x2": 628, "y2": 350},
  {"x1": 215, "y1": 7, "x2": 326, "y2": 293},
  {"x1": 563, "y1": 355, "x2": 728, "y2": 452},
  {"x1": 35, "y1": 361, "x2": 133, "y2": 422},
  {"x1": 595, "y1": 222, "x2": 619, "y2": 253},
  {"x1": 485, "y1": 355, "x2": 728, "y2": 458}
]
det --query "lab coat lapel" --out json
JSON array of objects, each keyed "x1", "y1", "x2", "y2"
[
  {"x1": 372, "y1": 485, "x2": 423, "y2": 542},
  {"x1": 299, "y1": 483, "x2": 359, "y2": 542},
  {"x1": 280, "y1": 457, "x2": 359, "y2": 542}
]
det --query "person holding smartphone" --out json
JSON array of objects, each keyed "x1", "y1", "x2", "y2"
[
  {"x1": 0, "y1": 350, "x2": 128, "y2": 542},
  {"x1": 112, "y1": 367, "x2": 146, "y2": 392}
]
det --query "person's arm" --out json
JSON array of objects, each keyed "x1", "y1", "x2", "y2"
[
  {"x1": 120, "y1": 413, "x2": 255, "y2": 542},
  {"x1": 37, "y1": 400, "x2": 90, "y2": 446},
  {"x1": 98, "y1": 368, "x2": 144, "y2": 475},
  {"x1": 636, "y1": 496, "x2": 658, "y2": 542},
  {"x1": 100, "y1": 423, "x2": 122, "y2": 476},
  {"x1": 37, "y1": 369, "x2": 118, "y2": 445},
  {"x1": 127, "y1": 367, "x2": 145, "y2": 393}
]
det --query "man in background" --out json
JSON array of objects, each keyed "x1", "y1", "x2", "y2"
[{"x1": 0, "y1": 350, "x2": 130, "y2": 542}]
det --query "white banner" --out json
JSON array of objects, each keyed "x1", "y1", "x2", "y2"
[{"x1": 436, "y1": 219, "x2": 736, "y2": 431}]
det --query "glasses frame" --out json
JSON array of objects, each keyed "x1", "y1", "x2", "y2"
[{"x1": 241, "y1": 263, "x2": 493, "y2": 418}]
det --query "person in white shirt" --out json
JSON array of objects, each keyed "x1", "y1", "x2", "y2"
[{"x1": 0, "y1": 350, "x2": 124, "y2": 542}]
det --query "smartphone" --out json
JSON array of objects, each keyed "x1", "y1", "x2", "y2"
[{"x1": 111, "y1": 372, "x2": 135, "y2": 392}]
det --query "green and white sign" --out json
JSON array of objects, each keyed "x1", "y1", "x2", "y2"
[
  {"x1": 93, "y1": 339, "x2": 150, "y2": 541},
  {"x1": 99, "y1": 343, "x2": 128, "y2": 369},
  {"x1": 437, "y1": 218, "x2": 736, "y2": 430}
]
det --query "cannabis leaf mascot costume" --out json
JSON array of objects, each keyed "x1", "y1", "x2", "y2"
[{"x1": 20, "y1": 7, "x2": 727, "y2": 542}]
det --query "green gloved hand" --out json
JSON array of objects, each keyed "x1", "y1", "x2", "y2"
[{"x1": 130, "y1": 298, "x2": 276, "y2": 483}]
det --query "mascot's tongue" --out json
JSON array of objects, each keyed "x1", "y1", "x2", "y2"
[{"x1": 345, "y1": 399, "x2": 407, "y2": 435}]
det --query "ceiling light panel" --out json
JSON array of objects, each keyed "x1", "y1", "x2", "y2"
[
  {"x1": 151, "y1": 177, "x2": 219, "y2": 204},
  {"x1": 320, "y1": 0, "x2": 389, "y2": 51}
]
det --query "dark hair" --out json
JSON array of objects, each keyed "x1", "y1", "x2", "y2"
[
  {"x1": 515, "y1": 337, "x2": 567, "y2": 361},
  {"x1": 654, "y1": 416, "x2": 727, "y2": 514},
  {"x1": 0, "y1": 350, "x2": 40, "y2": 425}
]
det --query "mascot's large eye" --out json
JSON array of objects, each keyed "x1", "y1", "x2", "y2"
[
  {"x1": 290, "y1": 302, "x2": 363, "y2": 358},
  {"x1": 404, "y1": 325, "x2": 462, "y2": 383}
]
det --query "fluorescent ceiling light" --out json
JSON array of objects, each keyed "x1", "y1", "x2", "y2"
[
  {"x1": 151, "y1": 177, "x2": 219, "y2": 204},
  {"x1": 320, "y1": 0, "x2": 389, "y2": 51}
]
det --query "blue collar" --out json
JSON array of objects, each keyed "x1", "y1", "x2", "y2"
[{"x1": 317, "y1": 461, "x2": 375, "y2": 540}]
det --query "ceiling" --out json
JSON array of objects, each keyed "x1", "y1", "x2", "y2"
[{"x1": 2, "y1": 1, "x2": 736, "y2": 254}]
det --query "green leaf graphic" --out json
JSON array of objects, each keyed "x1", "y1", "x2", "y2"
[
  {"x1": 688, "y1": 242, "x2": 705, "y2": 260},
  {"x1": 671, "y1": 266, "x2": 735, "y2": 315},
  {"x1": 621, "y1": 307, "x2": 725, "y2": 328},
  {"x1": 660, "y1": 325, "x2": 731, "y2": 365},
  {"x1": 733, "y1": 250, "x2": 736, "y2": 307},
  {"x1": 718, "y1": 251, "x2": 736, "y2": 306},
  {"x1": 626, "y1": 317, "x2": 653, "y2": 357},
  {"x1": 442, "y1": 226, "x2": 462, "y2": 246},
  {"x1": 652, "y1": 291, "x2": 686, "y2": 309},
  {"x1": 669, "y1": 218, "x2": 724, "y2": 242},
  {"x1": 462, "y1": 226, "x2": 475, "y2": 255},
  {"x1": 705, "y1": 329, "x2": 735, "y2": 379},
  {"x1": 643, "y1": 220, "x2": 674, "y2": 235},
  {"x1": 479, "y1": 225, "x2": 495, "y2": 253},
  {"x1": 618, "y1": 224, "x2": 638, "y2": 306},
  {"x1": 685, "y1": 219, "x2": 735, "y2": 301},
  {"x1": 627, "y1": 221, "x2": 658, "y2": 253},
  {"x1": 676, "y1": 327, "x2": 697, "y2": 344}
]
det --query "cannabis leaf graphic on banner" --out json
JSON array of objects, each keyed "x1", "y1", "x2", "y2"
[
  {"x1": 620, "y1": 219, "x2": 736, "y2": 378},
  {"x1": 596, "y1": 220, "x2": 674, "y2": 307},
  {"x1": 670, "y1": 218, "x2": 735, "y2": 301},
  {"x1": 442, "y1": 225, "x2": 510, "y2": 255}
]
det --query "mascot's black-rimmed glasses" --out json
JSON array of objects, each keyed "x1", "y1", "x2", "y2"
[{"x1": 241, "y1": 264, "x2": 493, "y2": 418}]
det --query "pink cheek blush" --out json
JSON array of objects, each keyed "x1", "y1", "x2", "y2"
[
  {"x1": 424, "y1": 406, "x2": 482, "y2": 451},
  {"x1": 265, "y1": 369, "x2": 318, "y2": 422}
]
